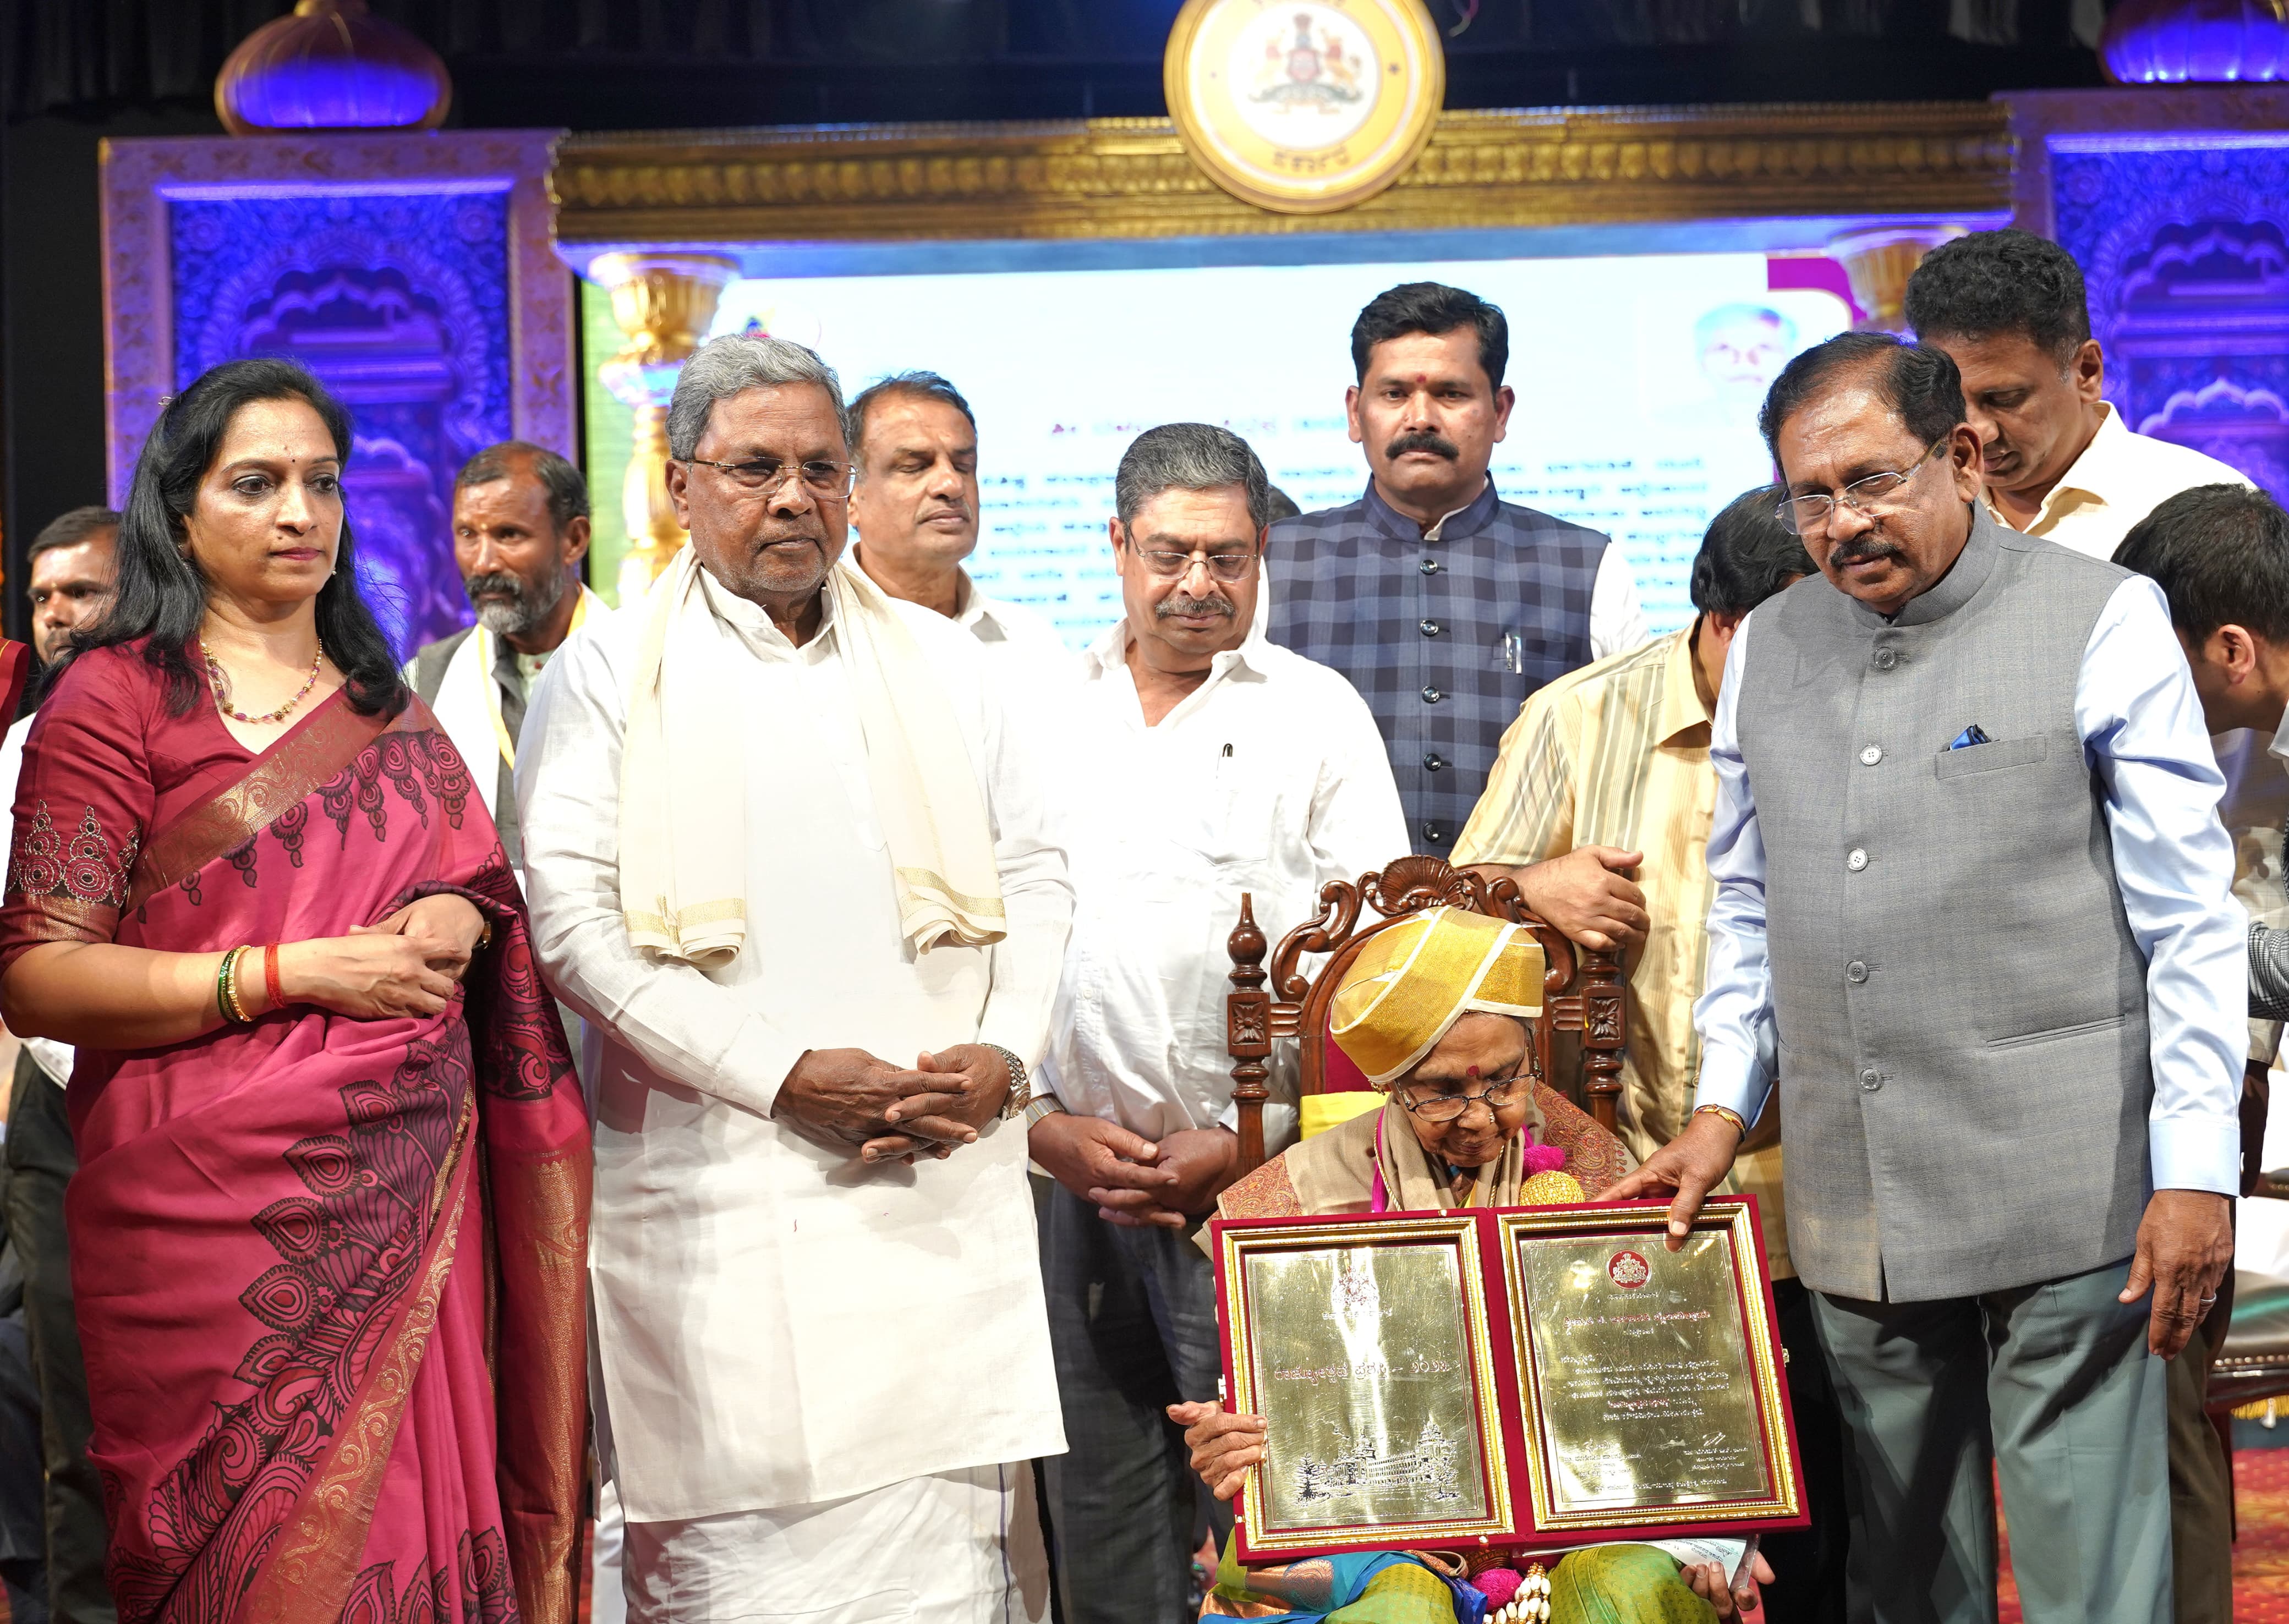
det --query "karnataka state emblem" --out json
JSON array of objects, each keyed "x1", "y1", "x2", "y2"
[
  {"x1": 1164, "y1": 0, "x2": 1445, "y2": 215},
  {"x1": 1607, "y1": 1251, "x2": 1652, "y2": 1290}
]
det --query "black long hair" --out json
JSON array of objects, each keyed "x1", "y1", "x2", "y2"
[{"x1": 56, "y1": 357, "x2": 406, "y2": 717}]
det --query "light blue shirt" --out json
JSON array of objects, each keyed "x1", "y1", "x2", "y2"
[{"x1": 1695, "y1": 572, "x2": 2247, "y2": 1197}]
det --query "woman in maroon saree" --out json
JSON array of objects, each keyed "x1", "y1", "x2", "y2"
[{"x1": 0, "y1": 359, "x2": 589, "y2": 1624}]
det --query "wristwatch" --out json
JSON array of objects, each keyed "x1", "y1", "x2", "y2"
[{"x1": 984, "y1": 1043, "x2": 1031, "y2": 1120}]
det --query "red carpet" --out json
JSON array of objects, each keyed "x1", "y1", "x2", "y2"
[{"x1": 1991, "y1": 1446, "x2": 2289, "y2": 1623}]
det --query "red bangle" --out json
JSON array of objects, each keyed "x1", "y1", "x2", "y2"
[{"x1": 265, "y1": 943, "x2": 284, "y2": 1012}]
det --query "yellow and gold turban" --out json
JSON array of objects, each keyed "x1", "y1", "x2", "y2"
[{"x1": 1327, "y1": 906, "x2": 1546, "y2": 1087}]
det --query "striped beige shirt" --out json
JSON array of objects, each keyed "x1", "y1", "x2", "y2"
[{"x1": 1453, "y1": 625, "x2": 1792, "y2": 1276}]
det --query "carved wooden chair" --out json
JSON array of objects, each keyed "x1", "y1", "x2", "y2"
[{"x1": 1222, "y1": 854, "x2": 1629, "y2": 1177}]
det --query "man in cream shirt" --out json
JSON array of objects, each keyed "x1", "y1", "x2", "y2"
[
  {"x1": 517, "y1": 334, "x2": 1072, "y2": 1624},
  {"x1": 1907, "y1": 229, "x2": 2258, "y2": 1624}
]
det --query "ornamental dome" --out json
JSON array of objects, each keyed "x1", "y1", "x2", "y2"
[
  {"x1": 215, "y1": 1, "x2": 452, "y2": 135},
  {"x1": 2100, "y1": 0, "x2": 2289, "y2": 83}
]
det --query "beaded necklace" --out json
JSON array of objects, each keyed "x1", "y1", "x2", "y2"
[{"x1": 206, "y1": 643, "x2": 324, "y2": 726}]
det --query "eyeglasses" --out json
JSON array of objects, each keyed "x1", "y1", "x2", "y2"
[
  {"x1": 1773, "y1": 441, "x2": 1946, "y2": 536},
  {"x1": 1395, "y1": 1066, "x2": 1536, "y2": 1125},
  {"x1": 1125, "y1": 541, "x2": 1260, "y2": 584},
  {"x1": 682, "y1": 456, "x2": 856, "y2": 502}
]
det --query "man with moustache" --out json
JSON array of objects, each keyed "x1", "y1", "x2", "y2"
[
  {"x1": 0, "y1": 508, "x2": 119, "y2": 1624},
  {"x1": 1614, "y1": 331, "x2": 2244, "y2": 1623},
  {"x1": 1905, "y1": 229, "x2": 2258, "y2": 1624},
  {"x1": 407, "y1": 442, "x2": 603, "y2": 873},
  {"x1": 1267, "y1": 284, "x2": 1647, "y2": 940},
  {"x1": 517, "y1": 334, "x2": 1072, "y2": 1624},
  {"x1": 846, "y1": 371, "x2": 1066, "y2": 662},
  {"x1": 1030, "y1": 424, "x2": 1403, "y2": 1623}
]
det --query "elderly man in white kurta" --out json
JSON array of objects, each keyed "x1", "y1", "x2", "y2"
[{"x1": 517, "y1": 333, "x2": 1074, "y2": 1624}]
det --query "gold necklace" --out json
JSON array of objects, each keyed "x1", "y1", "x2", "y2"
[{"x1": 206, "y1": 643, "x2": 325, "y2": 725}]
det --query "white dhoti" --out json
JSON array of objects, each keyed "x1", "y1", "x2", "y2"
[{"x1": 621, "y1": 1463, "x2": 1053, "y2": 1624}]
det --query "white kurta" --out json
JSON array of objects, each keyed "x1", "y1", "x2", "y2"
[{"x1": 516, "y1": 575, "x2": 1073, "y2": 1524}]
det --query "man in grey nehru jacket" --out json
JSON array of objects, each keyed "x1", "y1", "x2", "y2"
[{"x1": 1613, "y1": 331, "x2": 2245, "y2": 1623}]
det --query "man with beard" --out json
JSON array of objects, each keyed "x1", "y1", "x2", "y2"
[
  {"x1": 408, "y1": 442, "x2": 602, "y2": 872},
  {"x1": 1614, "y1": 331, "x2": 2244, "y2": 1624},
  {"x1": 1267, "y1": 283, "x2": 1648, "y2": 935},
  {"x1": 1029, "y1": 424, "x2": 1403, "y2": 1623},
  {"x1": 1905, "y1": 229, "x2": 2258, "y2": 1624},
  {"x1": 517, "y1": 334, "x2": 1071, "y2": 1624},
  {"x1": 0, "y1": 508, "x2": 118, "y2": 1624},
  {"x1": 846, "y1": 371, "x2": 1066, "y2": 664}
]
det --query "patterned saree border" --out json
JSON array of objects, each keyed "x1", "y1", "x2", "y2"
[
  {"x1": 493, "y1": 1145, "x2": 592, "y2": 1624},
  {"x1": 239, "y1": 1093, "x2": 476, "y2": 1624},
  {"x1": 125, "y1": 698, "x2": 407, "y2": 913},
  {"x1": 7, "y1": 891, "x2": 122, "y2": 946}
]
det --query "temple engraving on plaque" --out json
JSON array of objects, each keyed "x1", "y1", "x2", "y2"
[
  {"x1": 1291, "y1": 1414, "x2": 1464, "y2": 1507},
  {"x1": 1242, "y1": 1240, "x2": 1487, "y2": 1531}
]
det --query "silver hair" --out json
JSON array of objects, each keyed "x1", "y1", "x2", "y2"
[
  {"x1": 1113, "y1": 423, "x2": 1270, "y2": 533},
  {"x1": 666, "y1": 333, "x2": 845, "y2": 462}
]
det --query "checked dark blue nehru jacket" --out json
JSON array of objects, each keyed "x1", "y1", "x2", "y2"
[{"x1": 1266, "y1": 479, "x2": 1609, "y2": 854}]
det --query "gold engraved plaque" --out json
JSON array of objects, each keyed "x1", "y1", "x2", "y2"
[
  {"x1": 1214, "y1": 1200, "x2": 1801, "y2": 1559},
  {"x1": 1221, "y1": 1216, "x2": 1511, "y2": 1557},
  {"x1": 1499, "y1": 1203, "x2": 1800, "y2": 1535}
]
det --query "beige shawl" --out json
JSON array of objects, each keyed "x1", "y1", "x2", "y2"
[{"x1": 617, "y1": 547, "x2": 1006, "y2": 965}]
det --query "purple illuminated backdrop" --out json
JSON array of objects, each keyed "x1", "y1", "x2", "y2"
[
  {"x1": 169, "y1": 186, "x2": 512, "y2": 652},
  {"x1": 2009, "y1": 91, "x2": 2289, "y2": 500},
  {"x1": 102, "y1": 132, "x2": 573, "y2": 660}
]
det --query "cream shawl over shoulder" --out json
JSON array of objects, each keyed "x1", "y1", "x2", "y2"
[{"x1": 616, "y1": 547, "x2": 1006, "y2": 965}]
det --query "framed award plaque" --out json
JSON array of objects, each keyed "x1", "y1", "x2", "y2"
[
  {"x1": 1218, "y1": 1214, "x2": 1514, "y2": 1559},
  {"x1": 1212, "y1": 1198, "x2": 1805, "y2": 1562},
  {"x1": 1496, "y1": 1201, "x2": 1800, "y2": 1538}
]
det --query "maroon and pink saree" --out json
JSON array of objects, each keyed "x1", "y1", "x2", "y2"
[{"x1": 0, "y1": 643, "x2": 590, "y2": 1624}]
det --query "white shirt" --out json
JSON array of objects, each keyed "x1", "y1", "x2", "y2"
[
  {"x1": 954, "y1": 578, "x2": 1068, "y2": 665},
  {"x1": 1983, "y1": 402, "x2": 2253, "y2": 562},
  {"x1": 516, "y1": 580, "x2": 1074, "y2": 1522},
  {"x1": 0, "y1": 714, "x2": 70, "y2": 1088},
  {"x1": 1694, "y1": 576, "x2": 2247, "y2": 1197},
  {"x1": 1587, "y1": 545, "x2": 1650, "y2": 660},
  {"x1": 1040, "y1": 623, "x2": 1406, "y2": 1151}
]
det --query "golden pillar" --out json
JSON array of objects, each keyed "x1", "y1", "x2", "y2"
[
  {"x1": 589, "y1": 251, "x2": 740, "y2": 598},
  {"x1": 1825, "y1": 226, "x2": 1967, "y2": 334}
]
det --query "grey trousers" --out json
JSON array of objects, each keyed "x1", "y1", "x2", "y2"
[
  {"x1": 3, "y1": 1057, "x2": 113, "y2": 1624},
  {"x1": 1039, "y1": 1183, "x2": 1229, "y2": 1624},
  {"x1": 1810, "y1": 1255, "x2": 2168, "y2": 1624}
]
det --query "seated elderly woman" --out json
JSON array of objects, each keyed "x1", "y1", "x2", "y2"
[{"x1": 1171, "y1": 907, "x2": 1771, "y2": 1624}]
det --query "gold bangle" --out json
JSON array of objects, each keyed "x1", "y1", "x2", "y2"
[
  {"x1": 1693, "y1": 1103, "x2": 1748, "y2": 1140},
  {"x1": 218, "y1": 946, "x2": 254, "y2": 1026}
]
